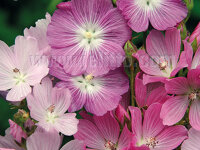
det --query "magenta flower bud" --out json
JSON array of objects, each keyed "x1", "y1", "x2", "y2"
[
  {"x1": 115, "y1": 104, "x2": 130, "y2": 124},
  {"x1": 24, "y1": 118, "x2": 35, "y2": 130},
  {"x1": 56, "y1": 2, "x2": 71, "y2": 10},
  {"x1": 8, "y1": 119, "x2": 27, "y2": 143}
]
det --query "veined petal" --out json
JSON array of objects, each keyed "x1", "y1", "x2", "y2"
[
  {"x1": 61, "y1": 140, "x2": 86, "y2": 150},
  {"x1": 189, "y1": 100, "x2": 200, "y2": 131},
  {"x1": 191, "y1": 46, "x2": 200, "y2": 69},
  {"x1": 160, "y1": 96, "x2": 189, "y2": 126},
  {"x1": 187, "y1": 69, "x2": 200, "y2": 89}
]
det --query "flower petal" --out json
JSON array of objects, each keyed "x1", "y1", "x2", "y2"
[
  {"x1": 191, "y1": 46, "x2": 200, "y2": 69},
  {"x1": 61, "y1": 140, "x2": 86, "y2": 150},
  {"x1": 160, "y1": 96, "x2": 189, "y2": 126},
  {"x1": 189, "y1": 100, "x2": 200, "y2": 131}
]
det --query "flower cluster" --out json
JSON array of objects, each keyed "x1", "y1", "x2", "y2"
[{"x1": 0, "y1": 0, "x2": 199, "y2": 149}]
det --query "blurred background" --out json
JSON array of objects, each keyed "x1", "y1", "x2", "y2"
[{"x1": 0, "y1": 0, "x2": 199, "y2": 135}]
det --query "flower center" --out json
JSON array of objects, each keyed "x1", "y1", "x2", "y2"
[
  {"x1": 136, "y1": 0, "x2": 162, "y2": 11},
  {"x1": 85, "y1": 74, "x2": 94, "y2": 82},
  {"x1": 85, "y1": 32, "x2": 93, "y2": 39},
  {"x1": 159, "y1": 58, "x2": 168, "y2": 70},
  {"x1": 46, "y1": 105, "x2": 57, "y2": 124},
  {"x1": 104, "y1": 140, "x2": 116, "y2": 150},
  {"x1": 189, "y1": 92, "x2": 198, "y2": 101},
  {"x1": 13, "y1": 68, "x2": 26, "y2": 85},
  {"x1": 146, "y1": 137, "x2": 158, "y2": 148}
]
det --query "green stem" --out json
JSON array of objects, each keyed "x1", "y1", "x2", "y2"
[{"x1": 130, "y1": 58, "x2": 135, "y2": 106}]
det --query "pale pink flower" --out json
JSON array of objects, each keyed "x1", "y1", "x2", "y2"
[
  {"x1": 135, "y1": 72, "x2": 170, "y2": 108},
  {"x1": 133, "y1": 28, "x2": 187, "y2": 84},
  {"x1": 117, "y1": 0, "x2": 187, "y2": 32},
  {"x1": 161, "y1": 69, "x2": 200, "y2": 131},
  {"x1": 24, "y1": 13, "x2": 51, "y2": 55},
  {"x1": 189, "y1": 22, "x2": 200, "y2": 46},
  {"x1": 0, "y1": 36, "x2": 49, "y2": 101},
  {"x1": 129, "y1": 103, "x2": 188, "y2": 150},
  {"x1": 0, "y1": 129, "x2": 23, "y2": 150},
  {"x1": 47, "y1": 0, "x2": 131, "y2": 76},
  {"x1": 74, "y1": 112, "x2": 133, "y2": 150},
  {"x1": 8, "y1": 119, "x2": 27, "y2": 143},
  {"x1": 182, "y1": 128, "x2": 200, "y2": 150},
  {"x1": 27, "y1": 77, "x2": 79, "y2": 136},
  {"x1": 50, "y1": 61, "x2": 129, "y2": 116},
  {"x1": 27, "y1": 129, "x2": 85, "y2": 150}
]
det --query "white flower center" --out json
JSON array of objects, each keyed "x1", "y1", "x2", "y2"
[
  {"x1": 104, "y1": 140, "x2": 116, "y2": 150},
  {"x1": 76, "y1": 23, "x2": 104, "y2": 50},
  {"x1": 13, "y1": 68, "x2": 27, "y2": 85},
  {"x1": 159, "y1": 59, "x2": 168, "y2": 70},
  {"x1": 188, "y1": 91, "x2": 199, "y2": 101},
  {"x1": 135, "y1": 0, "x2": 162, "y2": 11},
  {"x1": 46, "y1": 105, "x2": 58, "y2": 124},
  {"x1": 72, "y1": 74, "x2": 103, "y2": 94}
]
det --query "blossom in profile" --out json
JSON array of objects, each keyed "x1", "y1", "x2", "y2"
[
  {"x1": 182, "y1": 128, "x2": 200, "y2": 150},
  {"x1": 47, "y1": 0, "x2": 131, "y2": 76},
  {"x1": 27, "y1": 77, "x2": 79, "y2": 136},
  {"x1": 117, "y1": 0, "x2": 187, "y2": 32},
  {"x1": 129, "y1": 103, "x2": 188, "y2": 149},
  {"x1": 183, "y1": 40, "x2": 200, "y2": 70},
  {"x1": 0, "y1": 36, "x2": 49, "y2": 101},
  {"x1": 0, "y1": 129, "x2": 23, "y2": 150},
  {"x1": 135, "y1": 72, "x2": 169, "y2": 108},
  {"x1": 74, "y1": 112, "x2": 133, "y2": 150},
  {"x1": 27, "y1": 129, "x2": 85, "y2": 150},
  {"x1": 133, "y1": 28, "x2": 187, "y2": 84},
  {"x1": 160, "y1": 69, "x2": 200, "y2": 131},
  {"x1": 24, "y1": 13, "x2": 51, "y2": 55},
  {"x1": 8, "y1": 119, "x2": 27, "y2": 143},
  {"x1": 50, "y1": 61, "x2": 129, "y2": 116},
  {"x1": 189, "y1": 22, "x2": 200, "y2": 46}
]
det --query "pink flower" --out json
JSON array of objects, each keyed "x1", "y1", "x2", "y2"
[
  {"x1": 47, "y1": 0, "x2": 131, "y2": 76},
  {"x1": 50, "y1": 61, "x2": 129, "y2": 116},
  {"x1": 0, "y1": 36, "x2": 49, "y2": 101},
  {"x1": 27, "y1": 77, "x2": 79, "y2": 136},
  {"x1": 129, "y1": 103, "x2": 188, "y2": 150},
  {"x1": 117, "y1": 0, "x2": 187, "y2": 32},
  {"x1": 189, "y1": 22, "x2": 200, "y2": 46},
  {"x1": 182, "y1": 128, "x2": 200, "y2": 150},
  {"x1": 133, "y1": 28, "x2": 187, "y2": 84},
  {"x1": 74, "y1": 112, "x2": 133, "y2": 150},
  {"x1": 27, "y1": 129, "x2": 85, "y2": 150},
  {"x1": 0, "y1": 129, "x2": 23, "y2": 150},
  {"x1": 115, "y1": 104, "x2": 130, "y2": 124},
  {"x1": 135, "y1": 72, "x2": 169, "y2": 108},
  {"x1": 24, "y1": 13, "x2": 51, "y2": 55},
  {"x1": 183, "y1": 40, "x2": 200, "y2": 70},
  {"x1": 160, "y1": 69, "x2": 200, "y2": 130},
  {"x1": 8, "y1": 120, "x2": 27, "y2": 143}
]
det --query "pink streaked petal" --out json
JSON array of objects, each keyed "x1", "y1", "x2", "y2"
[
  {"x1": 56, "y1": 82, "x2": 86, "y2": 113},
  {"x1": 79, "y1": 111, "x2": 94, "y2": 123},
  {"x1": 170, "y1": 51, "x2": 188, "y2": 77},
  {"x1": 165, "y1": 28, "x2": 181, "y2": 69},
  {"x1": 119, "y1": 91, "x2": 130, "y2": 110},
  {"x1": 56, "y1": 2, "x2": 71, "y2": 10},
  {"x1": 183, "y1": 40, "x2": 193, "y2": 70},
  {"x1": 118, "y1": 125, "x2": 133, "y2": 150},
  {"x1": 149, "y1": 0, "x2": 187, "y2": 30},
  {"x1": 133, "y1": 50, "x2": 162, "y2": 76},
  {"x1": 187, "y1": 69, "x2": 200, "y2": 89},
  {"x1": 74, "y1": 119, "x2": 105, "y2": 149},
  {"x1": 191, "y1": 46, "x2": 200, "y2": 69},
  {"x1": 143, "y1": 74, "x2": 166, "y2": 85},
  {"x1": 26, "y1": 130, "x2": 61, "y2": 150},
  {"x1": 160, "y1": 96, "x2": 189, "y2": 126},
  {"x1": 156, "y1": 125, "x2": 188, "y2": 150},
  {"x1": 99, "y1": 8, "x2": 131, "y2": 46},
  {"x1": 6, "y1": 83, "x2": 31, "y2": 101},
  {"x1": 146, "y1": 86, "x2": 169, "y2": 106},
  {"x1": 93, "y1": 112, "x2": 120, "y2": 144},
  {"x1": 26, "y1": 63, "x2": 49, "y2": 86},
  {"x1": 54, "y1": 113, "x2": 79, "y2": 136},
  {"x1": 8, "y1": 120, "x2": 27, "y2": 143},
  {"x1": 182, "y1": 128, "x2": 200, "y2": 150},
  {"x1": 189, "y1": 22, "x2": 200, "y2": 45},
  {"x1": 129, "y1": 106, "x2": 143, "y2": 141},
  {"x1": 61, "y1": 140, "x2": 86, "y2": 150},
  {"x1": 135, "y1": 72, "x2": 147, "y2": 107},
  {"x1": 189, "y1": 100, "x2": 200, "y2": 131},
  {"x1": 14, "y1": 36, "x2": 39, "y2": 71},
  {"x1": 120, "y1": 1, "x2": 149, "y2": 32},
  {"x1": 52, "y1": 87, "x2": 71, "y2": 115},
  {"x1": 143, "y1": 103, "x2": 164, "y2": 139},
  {"x1": 115, "y1": 104, "x2": 130, "y2": 124},
  {"x1": 165, "y1": 77, "x2": 190, "y2": 95}
]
